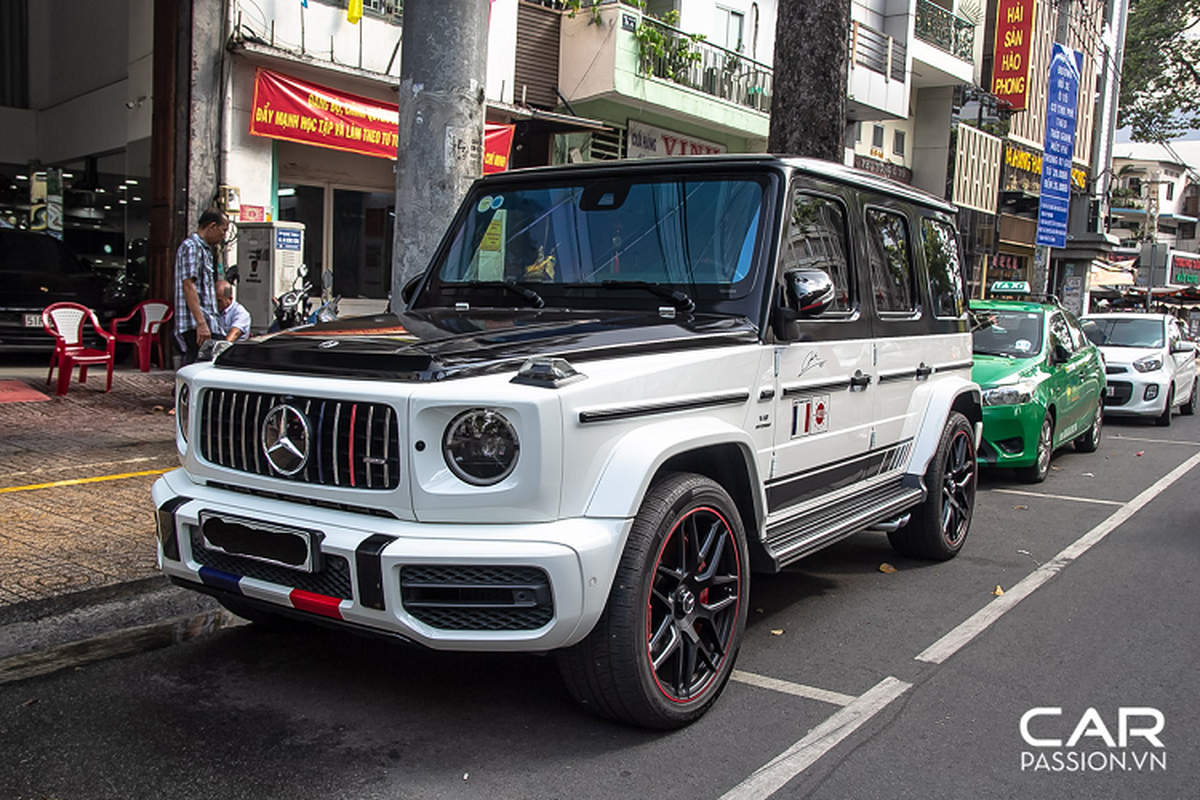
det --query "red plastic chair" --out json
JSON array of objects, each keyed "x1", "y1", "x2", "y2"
[
  {"x1": 110, "y1": 300, "x2": 173, "y2": 372},
  {"x1": 42, "y1": 302, "x2": 116, "y2": 396}
]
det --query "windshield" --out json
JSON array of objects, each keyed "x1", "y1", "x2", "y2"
[
  {"x1": 972, "y1": 310, "x2": 1044, "y2": 357},
  {"x1": 1081, "y1": 317, "x2": 1164, "y2": 348},
  {"x1": 420, "y1": 175, "x2": 767, "y2": 312}
]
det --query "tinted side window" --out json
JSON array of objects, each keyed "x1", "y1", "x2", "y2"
[
  {"x1": 1049, "y1": 313, "x2": 1074, "y2": 354},
  {"x1": 865, "y1": 208, "x2": 915, "y2": 314},
  {"x1": 921, "y1": 218, "x2": 964, "y2": 317},
  {"x1": 1064, "y1": 311, "x2": 1088, "y2": 350},
  {"x1": 785, "y1": 192, "x2": 853, "y2": 314}
]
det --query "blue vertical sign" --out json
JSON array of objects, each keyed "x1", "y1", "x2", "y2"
[{"x1": 1035, "y1": 43, "x2": 1082, "y2": 248}]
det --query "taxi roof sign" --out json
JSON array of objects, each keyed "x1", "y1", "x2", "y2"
[{"x1": 990, "y1": 280, "x2": 1031, "y2": 295}]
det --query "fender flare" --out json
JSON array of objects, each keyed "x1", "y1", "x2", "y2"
[
  {"x1": 584, "y1": 416, "x2": 764, "y2": 526},
  {"x1": 906, "y1": 376, "x2": 982, "y2": 480}
]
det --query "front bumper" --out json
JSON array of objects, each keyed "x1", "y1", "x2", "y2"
[
  {"x1": 1101, "y1": 371, "x2": 1168, "y2": 417},
  {"x1": 977, "y1": 402, "x2": 1043, "y2": 468},
  {"x1": 153, "y1": 470, "x2": 631, "y2": 651}
]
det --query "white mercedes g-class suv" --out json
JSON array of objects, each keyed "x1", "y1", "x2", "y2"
[{"x1": 156, "y1": 155, "x2": 981, "y2": 729}]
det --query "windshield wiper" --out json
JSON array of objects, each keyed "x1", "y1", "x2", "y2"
[
  {"x1": 504, "y1": 279, "x2": 545, "y2": 308},
  {"x1": 599, "y1": 280, "x2": 695, "y2": 312},
  {"x1": 461, "y1": 280, "x2": 544, "y2": 308}
]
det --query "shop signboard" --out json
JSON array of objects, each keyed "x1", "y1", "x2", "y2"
[
  {"x1": 992, "y1": 0, "x2": 1037, "y2": 112},
  {"x1": 1171, "y1": 252, "x2": 1200, "y2": 286},
  {"x1": 249, "y1": 69, "x2": 513, "y2": 172},
  {"x1": 626, "y1": 120, "x2": 726, "y2": 159},
  {"x1": 1035, "y1": 43, "x2": 1081, "y2": 249},
  {"x1": 482, "y1": 125, "x2": 515, "y2": 174}
]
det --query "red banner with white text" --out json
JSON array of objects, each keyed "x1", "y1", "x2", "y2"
[{"x1": 249, "y1": 68, "x2": 513, "y2": 172}]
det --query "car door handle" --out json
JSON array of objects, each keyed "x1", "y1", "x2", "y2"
[{"x1": 850, "y1": 370, "x2": 872, "y2": 390}]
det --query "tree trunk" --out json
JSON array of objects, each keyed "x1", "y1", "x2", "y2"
[{"x1": 768, "y1": 0, "x2": 851, "y2": 162}]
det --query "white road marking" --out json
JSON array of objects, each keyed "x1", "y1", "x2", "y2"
[
  {"x1": 916, "y1": 449, "x2": 1200, "y2": 665},
  {"x1": 720, "y1": 676, "x2": 911, "y2": 800},
  {"x1": 1109, "y1": 434, "x2": 1200, "y2": 446},
  {"x1": 990, "y1": 488, "x2": 1123, "y2": 506},
  {"x1": 731, "y1": 670, "x2": 856, "y2": 707}
]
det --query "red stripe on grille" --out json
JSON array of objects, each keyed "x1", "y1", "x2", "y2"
[
  {"x1": 290, "y1": 589, "x2": 344, "y2": 619},
  {"x1": 348, "y1": 403, "x2": 358, "y2": 487}
]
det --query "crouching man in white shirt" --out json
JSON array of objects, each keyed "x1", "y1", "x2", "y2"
[{"x1": 215, "y1": 279, "x2": 251, "y2": 342}]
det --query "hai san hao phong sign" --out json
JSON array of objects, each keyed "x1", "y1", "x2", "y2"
[{"x1": 249, "y1": 68, "x2": 514, "y2": 172}]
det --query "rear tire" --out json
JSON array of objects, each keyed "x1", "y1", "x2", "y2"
[
  {"x1": 888, "y1": 412, "x2": 976, "y2": 561},
  {"x1": 1074, "y1": 400, "x2": 1102, "y2": 453},
  {"x1": 1156, "y1": 387, "x2": 1174, "y2": 427},
  {"x1": 1017, "y1": 413, "x2": 1054, "y2": 483},
  {"x1": 1181, "y1": 379, "x2": 1197, "y2": 416},
  {"x1": 557, "y1": 473, "x2": 749, "y2": 729}
]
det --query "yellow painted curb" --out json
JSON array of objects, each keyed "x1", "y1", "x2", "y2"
[{"x1": 0, "y1": 468, "x2": 172, "y2": 494}]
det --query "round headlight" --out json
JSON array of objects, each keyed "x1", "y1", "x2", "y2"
[
  {"x1": 177, "y1": 383, "x2": 190, "y2": 442},
  {"x1": 442, "y1": 409, "x2": 520, "y2": 485}
]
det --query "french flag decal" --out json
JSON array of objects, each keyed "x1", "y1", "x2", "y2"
[{"x1": 199, "y1": 567, "x2": 346, "y2": 620}]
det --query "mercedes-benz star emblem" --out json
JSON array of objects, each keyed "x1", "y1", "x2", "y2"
[{"x1": 261, "y1": 404, "x2": 311, "y2": 476}]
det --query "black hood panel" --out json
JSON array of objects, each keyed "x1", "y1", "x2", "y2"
[{"x1": 215, "y1": 309, "x2": 759, "y2": 380}]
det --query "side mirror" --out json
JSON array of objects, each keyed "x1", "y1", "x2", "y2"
[
  {"x1": 400, "y1": 274, "x2": 424, "y2": 306},
  {"x1": 784, "y1": 268, "x2": 836, "y2": 318},
  {"x1": 1052, "y1": 342, "x2": 1071, "y2": 364},
  {"x1": 1171, "y1": 339, "x2": 1195, "y2": 354}
]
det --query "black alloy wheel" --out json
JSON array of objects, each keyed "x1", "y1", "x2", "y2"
[
  {"x1": 889, "y1": 412, "x2": 976, "y2": 561},
  {"x1": 558, "y1": 473, "x2": 748, "y2": 729}
]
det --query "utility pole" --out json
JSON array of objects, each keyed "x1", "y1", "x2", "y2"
[
  {"x1": 1144, "y1": 170, "x2": 1162, "y2": 310},
  {"x1": 391, "y1": 0, "x2": 490, "y2": 306}
]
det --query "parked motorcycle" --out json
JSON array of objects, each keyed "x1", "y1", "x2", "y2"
[{"x1": 269, "y1": 265, "x2": 339, "y2": 331}]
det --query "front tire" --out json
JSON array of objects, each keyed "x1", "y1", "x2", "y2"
[
  {"x1": 558, "y1": 473, "x2": 749, "y2": 729},
  {"x1": 1181, "y1": 379, "x2": 1197, "y2": 416},
  {"x1": 888, "y1": 412, "x2": 976, "y2": 561},
  {"x1": 1156, "y1": 386, "x2": 1174, "y2": 427},
  {"x1": 1017, "y1": 413, "x2": 1054, "y2": 483},
  {"x1": 1074, "y1": 400, "x2": 1103, "y2": 452}
]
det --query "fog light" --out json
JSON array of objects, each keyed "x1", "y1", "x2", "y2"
[{"x1": 1144, "y1": 385, "x2": 1159, "y2": 401}]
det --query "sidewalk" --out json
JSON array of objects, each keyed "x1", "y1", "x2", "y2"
[{"x1": 0, "y1": 358, "x2": 231, "y2": 679}]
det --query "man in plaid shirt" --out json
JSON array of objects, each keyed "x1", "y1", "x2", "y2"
[{"x1": 174, "y1": 209, "x2": 229, "y2": 365}]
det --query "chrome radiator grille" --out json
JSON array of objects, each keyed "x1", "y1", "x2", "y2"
[{"x1": 198, "y1": 389, "x2": 401, "y2": 490}]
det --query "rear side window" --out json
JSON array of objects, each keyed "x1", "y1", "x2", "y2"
[
  {"x1": 921, "y1": 218, "x2": 964, "y2": 317},
  {"x1": 865, "y1": 208, "x2": 915, "y2": 314},
  {"x1": 784, "y1": 192, "x2": 853, "y2": 314}
]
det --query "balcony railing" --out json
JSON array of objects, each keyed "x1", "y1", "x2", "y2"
[
  {"x1": 914, "y1": 0, "x2": 974, "y2": 62},
  {"x1": 851, "y1": 20, "x2": 906, "y2": 82},
  {"x1": 635, "y1": 17, "x2": 772, "y2": 112}
]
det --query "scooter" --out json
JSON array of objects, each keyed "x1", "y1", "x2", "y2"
[{"x1": 269, "y1": 266, "x2": 340, "y2": 331}]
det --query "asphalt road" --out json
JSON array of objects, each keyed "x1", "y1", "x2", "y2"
[{"x1": 1, "y1": 413, "x2": 1197, "y2": 799}]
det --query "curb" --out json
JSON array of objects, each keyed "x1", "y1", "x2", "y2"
[{"x1": 0, "y1": 577, "x2": 243, "y2": 684}]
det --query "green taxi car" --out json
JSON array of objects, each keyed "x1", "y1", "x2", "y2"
[{"x1": 970, "y1": 284, "x2": 1106, "y2": 482}]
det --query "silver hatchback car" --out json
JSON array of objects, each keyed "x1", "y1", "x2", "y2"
[{"x1": 1081, "y1": 312, "x2": 1198, "y2": 426}]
